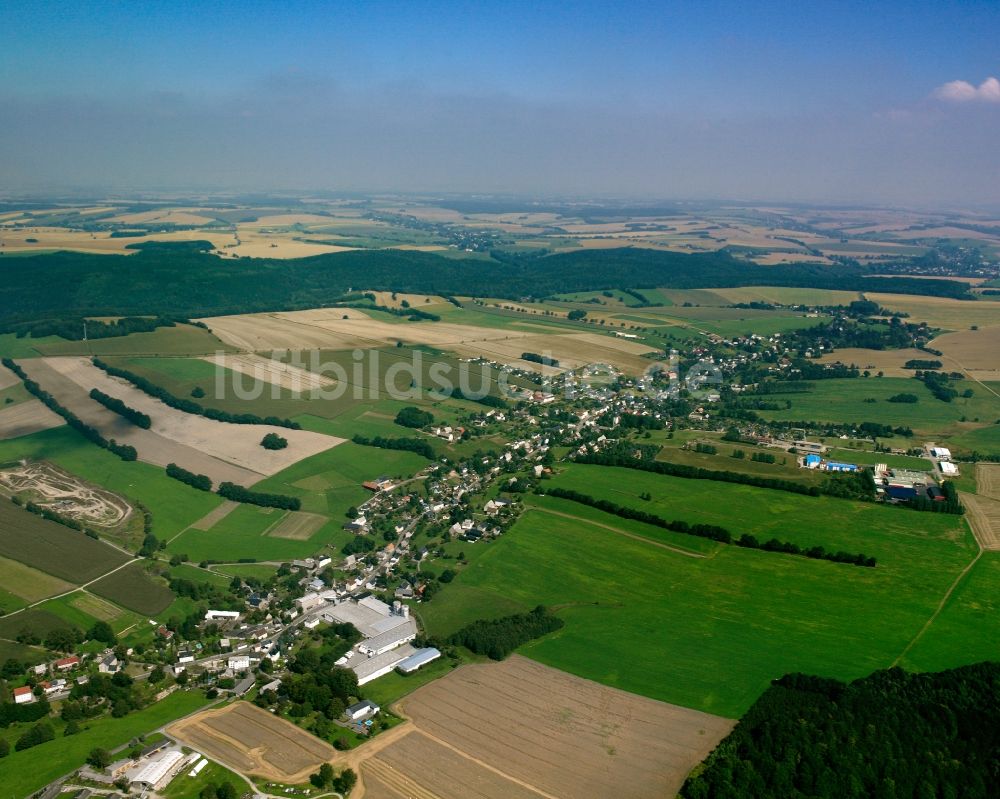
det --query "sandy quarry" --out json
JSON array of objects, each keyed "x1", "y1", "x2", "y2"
[
  {"x1": 0, "y1": 461, "x2": 132, "y2": 527},
  {"x1": 16, "y1": 357, "x2": 344, "y2": 485}
]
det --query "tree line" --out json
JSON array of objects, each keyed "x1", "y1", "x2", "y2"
[
  {"x1": 448, "y1": 606, "x2": 565, "y2": 660},
  {"x1": 352, "y1": 434, "x2": 435, "y2": 459},
  {"x1": 681, "y1": 662, "x2": 1000, "y2": 799},
  {"x1": 89, "y1": 388, "x2": 151, "y2": 428},
  {"x1": 91, "y1": 357, "x2": 300, "y2": 428},
  {"x1": 2, "y1": 358, "x2": 137, "y2": 462},
  {"x1": 521, "y1": 352, "x2": 559, "y2": 367},
  {"x1": 217, "y1": 481, "x2": 301, "y2": 510},
  {"x1": 0, "y1": 314, "x2": 181, "y2": 342},
  {"x1": 541, "y1": 487, "x2": 876, "y2": 567},
  {"x1": 166, "y1": 462, "x2": 213, "y2": 492}
]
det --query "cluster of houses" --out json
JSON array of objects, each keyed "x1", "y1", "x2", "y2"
[{"x1": 13, "y1": 652, "x2": 120, "y2": 705}]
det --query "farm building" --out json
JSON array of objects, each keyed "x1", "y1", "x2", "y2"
[
  {"x1": 804, "y1": 453, "x2": 822, "y2": 468},
  {"x1": 346, "y1": 699, "x2": 380, "y2": 721},
  {"x1": 397, "y1": 647, "x2": 441, "y2": 674},
  {"x1": 358, "y1": 620, "x2": 417, "y2": 656},
  {"x1": 354, "y1": 644, "x2": 419, "y2": 685},
  {"x1": 930, "y1": 447, "x2": 952, "y2": 460},
  {"x1": 12, "y1": 686, "x2": 34, "y2": 704},
  {"x1": 940, "y1": 461, "x2": 959, "y2": 476},
  {"x1": 54, "y1": 655, "x2": 80, "y2": 671},
  {"x1": 127, "y1": 749, "x2": 185, "y2": 791}
]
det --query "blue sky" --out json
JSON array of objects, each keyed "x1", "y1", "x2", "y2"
[{"x1": 2, "y1": 0, "x2": 998, "y2": 204}]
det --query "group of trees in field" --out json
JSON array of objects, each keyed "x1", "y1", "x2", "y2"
[
  {"x1": 260, "y1": 432, "x2": 288, "y2": 450},
  {"x1": 2, "y1": 358, "x2": 136, "y2": 462},
  {"x1": 89, "y1": 388, "x2": 152, "y2": 428},
  {"x1": 91, "y1": 357, "x2": 300, "y2": 428},
  {"x1": 352, "y1": 434, "x2": 435, "y2": 459},
  {"x1": 448, "y1": 606, "x2": 565, "y2": 660},
  {"x1": 681, "y1": 662, "x2": 1000, "y2": 799},
  {"x1": 904, "y1": 358, "x2": 942, "y2": 370},
  {"x1": 888, "y1": 392, "x2": 919, "y2": 403},
  {"x1": 914, "y1": 370, "x2": 966, "y2": 403},
  {"x1": 520, "y1": 352, "x2": 559, "y2": 367},
  {"x1": 165, "y1": 462, "x2": 213, "y2": 492},
  {"x1": 217, "y1": 482, "x2": 301, "y2": 510},
  {"x1": 394, "y1": 406, "x2": 434, "y2": 428},
  {"x1": 542, "y1": 487, "x2": 876, "y2": 567}
]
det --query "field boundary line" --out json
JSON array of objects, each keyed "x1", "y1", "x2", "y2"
[
  {"x1": 892, "y1": 525, "x2": 983, "y2": 667},
  {"x1": 413, "y1": 729, "x2": 560, "y2": 799},
  {"x1": 525, "y1": 505, "x2": 708, "y2": 558}
]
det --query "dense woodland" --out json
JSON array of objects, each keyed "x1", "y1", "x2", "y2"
[
  {"x1": 681, "y1": 663, "x2": 1000, "y2": 799},
  {"x1": 0, "y1": 246, "x2": 974, "y2": 325}
]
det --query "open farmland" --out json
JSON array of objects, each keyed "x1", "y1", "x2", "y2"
[
  {"x1": 18, "y1": 356, "x2": 345, "y2": 483},
  {"x1": 418, "y1": 479, "x2": 980, "y2": 717},
  {"x1": 167, "y1": 701, "x2": 339, "y2": 783},
  {"x1": 88, "y1": 560, "x2": 175, "y2": 615},
  {"x1": 929, "y1": 325, "x2": 1000, "y2": 381},
  {"x1": 0, "y1": 500, "x2": 129, "y2": 582},
  {"x1": 203, "y1": 352, "x2": 337, "y2": 393},
  {"x1": 0, "y1": 397, "x2": 64, "y2": 439},
  {"x1": 374, "y1": 656, "x2": 734, "y2": 799},
  {"x1": 0, "y1": 554, "x2": 74, "y2": 602},
  {"x1": 816, "y1": 347, "x2": 940, "y2": 377}
]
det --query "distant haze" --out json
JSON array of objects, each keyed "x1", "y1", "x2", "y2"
[{"x1": 2, "y1": 0, "x2": 999, "y2": 206}]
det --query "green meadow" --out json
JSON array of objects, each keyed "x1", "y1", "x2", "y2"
[
  {"x1": 419, "y1": 467, "x2": 982, "y2": 717},
  {"x1": 0, "y1": 690, "x2": 213, "y2": 798}
]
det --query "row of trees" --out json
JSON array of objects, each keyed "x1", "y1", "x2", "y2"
[
  {"x1": 1, "y1": 314, "x2": 178, "y2": 342},
  {"x1": 2, "y1": 358, "x2": 137, "y2": 461},
  {"x1": 575, "y1": 442, "x2": 823, "y2": 497},
  {"x1": 352, "y1": 434, "x2": 435, "y2": 459},
  {"x1": 89, "y1": 388, "x2": 151, "y2": 428},
  {"x1": 217, "y1": 482, "x2": 301, "y2": 510},
  {"x1": 165, "y1": 462, "x2": 213, "y2": 492},
  {"x1": 520, "y1": 352, "x2": 559, "y2": 367},
  {"x1": 91, "y1": 357, "x2": 300, "y2": 428},
  {"x1": 449, "y1": 606, "x2": 565, "y2": 660},
  {"x1": 542, "y1": 487, "x2": 876, "y2": 567}
]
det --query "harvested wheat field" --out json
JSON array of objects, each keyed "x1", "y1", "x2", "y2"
[
  {"x1": 0, "y1": 364, "x2": 21, "y2": 391},
  {"x1": 168, "y1": 702, "x2": 338, "y2": 783},
  {"x1": 201, "y1": 308, "x2": 540, "y2": 352},
  {"x1": 371, "y1": 655, "x2": 734, "y2": 799},
  {"x1": 817, "y1": 347, "x2": 933, "y2": 377},
  {"x1": 929, "y1": 326, "x2": 1000, "y2": 379},
  {"x1": 451, "y1": 332, "x2": 657, "y2": 375},
  {"x1": 16, "y1": 357, "x2": 344, "y2": 484},
  {"x1": 203, "y1": 353, "x2": 337, "y2": 393},
  {"x1": 0, "y1": 399, "x2": 65, "y2": 440}
]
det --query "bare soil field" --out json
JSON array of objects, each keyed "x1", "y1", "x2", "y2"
[
  {"x1": 364, "y1": 732, "x2": 544, "y2": 799},
  {"x1": 451, "y1": 332, "x2": 657, "y2": 375},
  {"x1": 0, "y1": 399, "x2": 65, "y2": 440},
  {"x1": 0, "y1": 364, "x2": 20, "y2": 391},
  {"x1": 817, "y1": 347, "x2": 933, "y2": 377},
  {"x1": 385, "y1": 655, "x2": 734, "y2": 799},
  {"x1": 167, "y1": 702, "x2": 339, "y2": 783},
  {"x1": 868, "y1": 294, "x2": 1000, "y2": 330},
  {"x1": 929, "y1": 326, "x2": 1000, "y2": 374},
  {"x1": 201, "y1": 308, "x2": 540, "y2": 353},
  {"x1": 202, "y1": 353, "x2": 336, "y2": 393},
  {"x1": 962, "y1": 492, "x2": 1000, "y2": 551},
  {"x1": 266, "y1": 511, "x2": 326, "y2": 540},
  {"x1": 0, "y1": 461, "x2": 133, "y2": 527},
  {"x1": 12, "y1": 359, "x2": 325, "y2": 485},
  {"x1": 33, "y1": 357, "x2": 344, "y2": 478}
]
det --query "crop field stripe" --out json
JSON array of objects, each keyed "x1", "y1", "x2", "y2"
[{"x1": 524, "y1": 505, "x2": 707, "y2": 558}]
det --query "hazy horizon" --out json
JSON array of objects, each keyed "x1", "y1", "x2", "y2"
[{"x1": 3, "y1": 0, "x2": 999, "y2": 206}]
